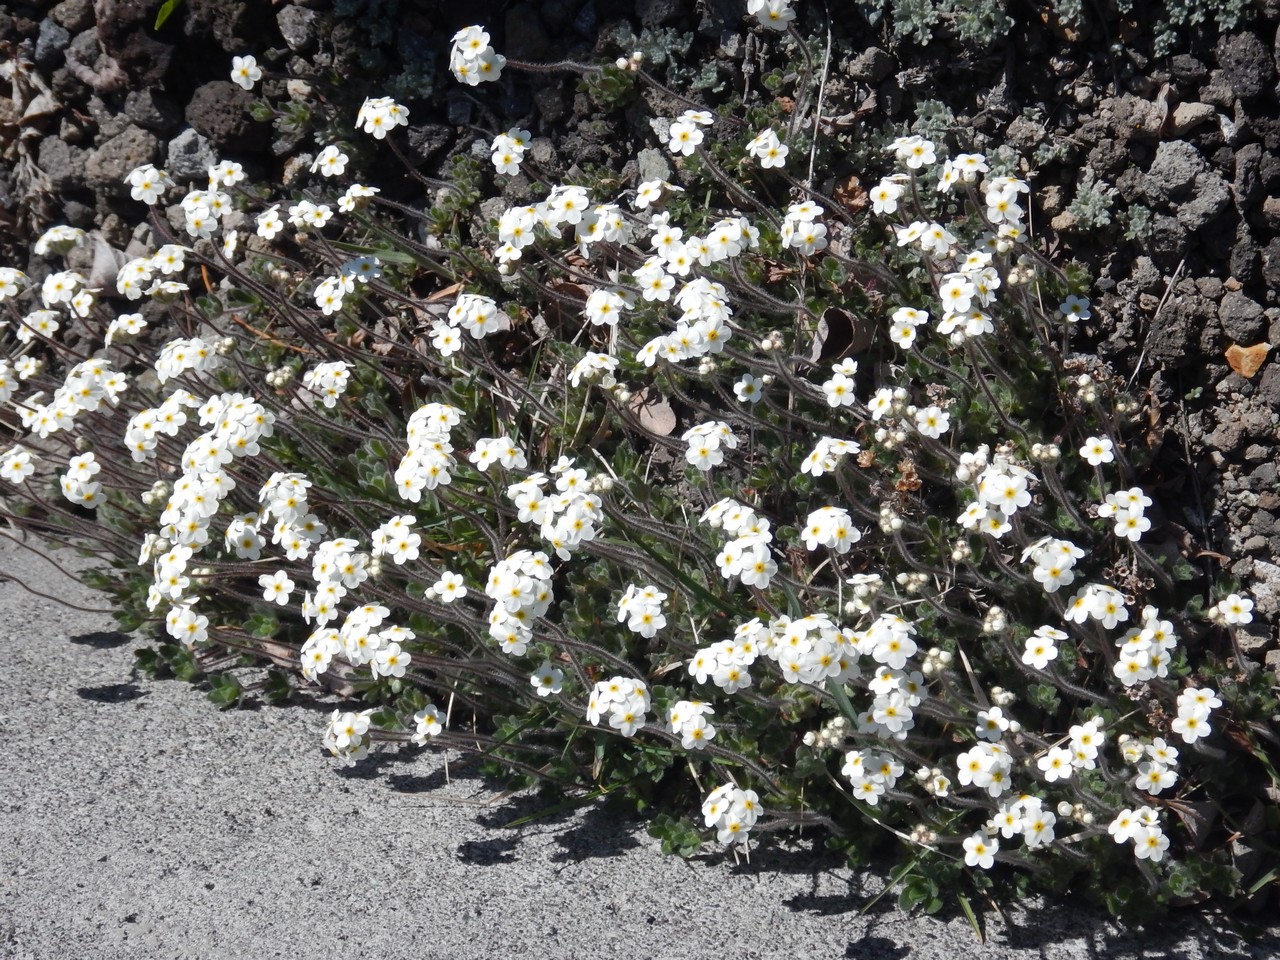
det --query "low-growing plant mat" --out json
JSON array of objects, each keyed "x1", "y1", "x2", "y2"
[{"x1": 1, "y1": 534, "x2": 1275, "y2": 959}]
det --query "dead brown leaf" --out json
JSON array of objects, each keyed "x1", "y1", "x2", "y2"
[
  {"x1": 626, "y1": 387, "x2": 677, "y2": 437},
  {"x1": 832, "y1": 175, "x2": 869, "y2": 216},
  {"x1": 1225, "y1": 342, "x2": 1271, "y2": 378},
  {"x1": 425, "y1": 281, "x2": 465, "y2": 302}
]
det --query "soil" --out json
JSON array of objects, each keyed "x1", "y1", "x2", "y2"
[{"x1": 0, "y1": 0, "x2": 1277, "y2": 669}]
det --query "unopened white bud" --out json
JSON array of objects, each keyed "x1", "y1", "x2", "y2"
[
  {"x1": 1056, "y1": 800, "x2": 1074, "y2": 818},
  {"x1": 216, "y1": 336, "x2": 237, "y2": 356},
  {"x1": 615, "y1": 57, "x2": 630, "y2": 69},
  {"x1": 982, "y1": 606, "x2": 1007, "y2": 634}
]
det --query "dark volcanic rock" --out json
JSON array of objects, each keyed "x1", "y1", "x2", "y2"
[{"x1": 185, "y1": 81, "x2": 269, "y2": 153}]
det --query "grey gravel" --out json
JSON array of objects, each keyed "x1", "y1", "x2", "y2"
[{"x1": 1, "y1": 535, "x2": 1276, "y2": 960}]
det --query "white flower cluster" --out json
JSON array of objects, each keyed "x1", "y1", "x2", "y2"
[
  {"x1": 956, "y1": 741, "x2": 1014, "y2": 798},
  {"x1": 745, "y1": 0, "x2": 796, "y2": 30},
  {"x1": 19, "y1": 356, "x2": 126, "y2": 440},
  {"x1": 800, "y1": 506, "x2": 862, "y2": 554},
  {"x1": 395, "y1": 402, "x2": 462, "y2": 502},
  {"x1": 305, "y1": 538, "x2": 372, "y2": 625},
  {"x1": 505, "y1": 456, "x2": 604, "y2": 560},
  {"x1": 167, "y1": 166, "x2": 244, "y2": 243},
  {"x1": 154, "y1": 336, "x2": 217, "y2": 387},
  {"x1": 701, "y1": 498, "x2": 777, "y2": 591},
  {"x1": 681, "y1": 419, "x2": 738, "y2": 472},
  {"x1": 426, "y1": 292, "x2": 505, "y2": 355},
  {"x1": 311, "y1": 144, "x2": 349, "y2": 178},
  {"x1": 300, "y1": 360, "x2": 352, "y2": 409},
  {"x1": 586, "y1": 676, "x2": 651, "y2": 737},
  {"x1": 688, "y1": 618, "x2": 765, "y2": 694},
  {"x1": 323, "y1": 708, "x2": 375, "y2": 765},
  {"x1": 113, "y1": 240, "x2": 190, "y2": 300},
  {"x1": 702, "y1": 784, "x2": 762, "y2": 845},
  {"x1": 1021, "y1": 624, "x2": 1067, "y2": 669},
  {"x1": 745, "y1": 127, "x2": 788, "y2": 168},
  {"x1": 987, "y1": 796, "x2": 1058, "y2": 850},
  {"x1": 1171, "y1": 686, "x2": 1220, "y2": 743},
  {"x1": 1209, "y1": 592, "x2": 1254, "y2": 625},
  {"x1": 617, "y1": 584, "x2": 667, "y2": 638},
  {"x1": 33, "y1": 224, "x2": 86, "y2": 256},
  {"x1": 356, "y1": 95, "x2": 409, "y2": 139},
  {"x1": 301, "y1": 601, "x2": 414, "y2": 684},
  {"x1": 1036, "y1": 718, "x2": 1107, "y2": 784},
  {"x1": 779, "y1": 200, "x2": 827, "y2": 255},
  {"x1": 1120, "y1": 735, "x2": 1181, "y2": 795},
  {"x1": 799, "y1": 436, "x2": 860, "y2": 477},
  {"x1": 820, "y1": 357, "x2": 858, "y2": 408},
  {"x1": 412, "y1": 704, "x2": 445, "y2": 744},
  {"x1": 1097, "y1": 486, "x2": 1153, "y2": 542},
  {"x1": 254, "y1": 471, "x2": 324, "y2": 563},
  {"x1": 1112, "y1": 604, "x2": 1179, "y2": 686},
  {"x1": 124, "y1": 163, "x2": 175, "y2": 205},
  {"x1": 666, "y1": 700, "x2": 717, "y2": 749},
  {"x1": 494, "y1": 185, "x2": 632, "y2": 265},
  {"x1": 886, "y1": 305, "x2": 928, "y2": 348},
  {"x1": 370, "y1": 515, "x2": 422, "y2": 566},
  {"x1": 843, "y1": 748, "x2": 905, "y2": 806},
  {"x1": 490, "y1": 126, "x2": 531, "y2": 175},
  {"x1": 770, "y1": 612, "x2": 861, "y2": 687},
  {"x1": 39, "y1": 270, "x2": 91, "y2": 314},
  {"x1": 635, "y1": 275, "x2": 736, "y2": 366},
  {"x1": 1108, "y1": 806, "x2": 1170, "y2": 862},
  {"x1": 484, "y1": 550, "x2": 554, "y2": 656},
  {"x1": 665, "y1": 108, "x2": 713, "y2": 157},
  {"x1": 0, "y1": 444, "x2": 34, "y2": 484},
  {"x1": 568, "y1": 351, "x2": 619, "y2": 388},
  {"x1": 1020, "y1": 536, "x2": 1085, "y2": 593},
  {"x1": 449, "y1": 26, "x2": 505, "y2": 86},
  {"x1": 60, "y1": 451, "x2": 102, "y2": 507},
  {"x1": 955, "y1": 450, "x2": 1039, "y2": 540}
]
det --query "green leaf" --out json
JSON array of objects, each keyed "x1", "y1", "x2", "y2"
[
  {"x1": 245, "y1": 613, "x2": 280, "y2": 639},
  {"x1": 957, "y1": 893, "x2": 985, "y2": 943},
  {"x1": 133, "y1": 647, "x2": 165, "y2": 678},
  {"x1": 170, "y1": 646, "x2": 202, "y2": 683},
  {"x1": 206, "y1": 673, "x2": 243, "y2": 709},
  {"x1": 261, "y1": 669, "x2": 293, "y2": 705},
  {"x1": 154, "y1": 0, "x2": 183, "y2": 30}
]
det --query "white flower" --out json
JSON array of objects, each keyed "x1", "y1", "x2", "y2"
[
  {"x1": 230, "y1": 55, "x2": 263, "y2": 92},
  {"x1": 1079, "y1": 436, "x2": 1114, "y2": 466}
]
